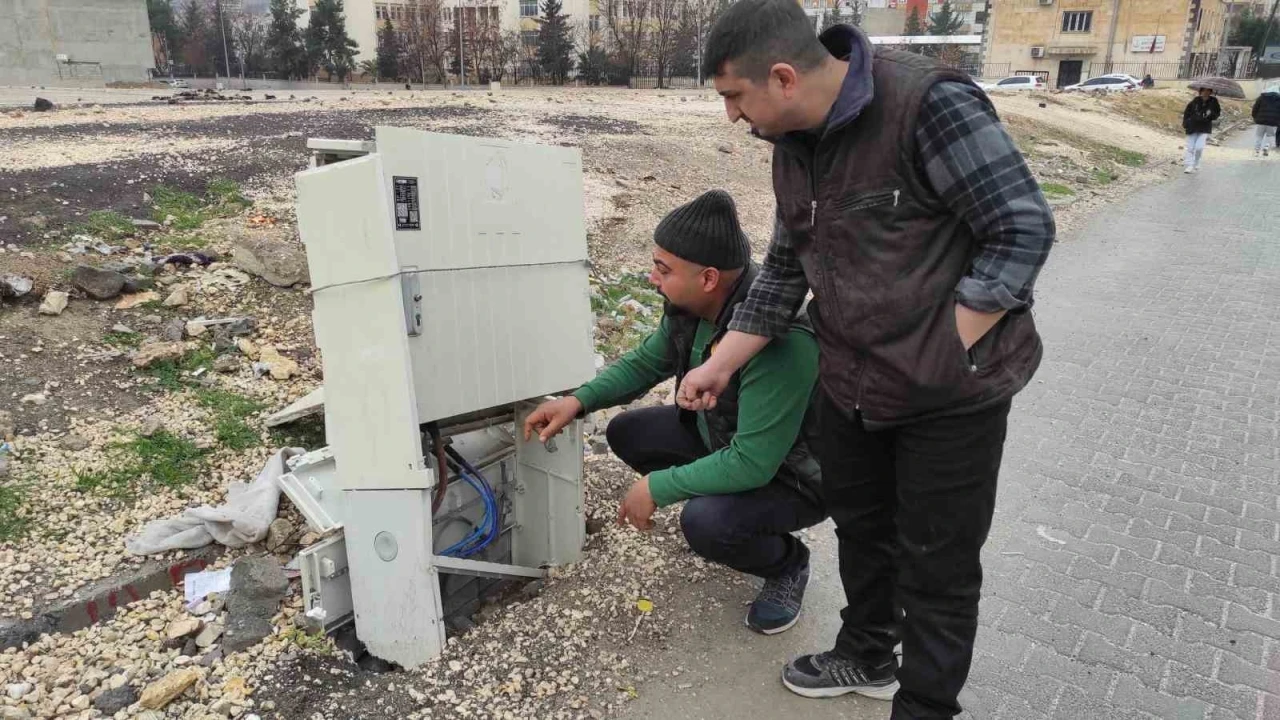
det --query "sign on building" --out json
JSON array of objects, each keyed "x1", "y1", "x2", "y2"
[
  {"x1": 1261, "y1": 46, "x2": 1280, "y2": 64},
  {"x1": 1130, "y1": 35, "x2": 1167, "y2": 53}
]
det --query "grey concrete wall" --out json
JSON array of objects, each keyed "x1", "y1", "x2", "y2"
[{"x1": 0, "y1": 0, "x2": 153, "y2": 87}]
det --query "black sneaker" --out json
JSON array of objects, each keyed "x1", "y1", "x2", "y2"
[
  {"x1": 781, "y1": 651, "x2": 900, "y2": 700},
  {"x1": 745, "y1": 554, "x2": 809, "y2": 635}
]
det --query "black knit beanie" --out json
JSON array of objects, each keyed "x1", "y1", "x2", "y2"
[{"x1": 652, "y1": 190, "x2": 750, "y2": 270}]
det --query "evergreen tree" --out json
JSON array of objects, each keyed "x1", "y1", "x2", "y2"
[
  {"x1": 306, "y1": 0, "x2": 360, "y2": 82},
  {"x1": 376, "y1": 18, "x2": 401, "y2": 80},
  {"x1": 673, "y1": 9, "x2": 699, "y2": 77},
  {"x1": 536, "y1": 0, "x2": 575, "y2": 85},
  {"x1": 266, "y1": 0, "x2": 309, "y2": 79},
  {"x1": 577, "y1": 44, "x2": 609, "y2": 85},
  {"x1": 927, "y1": 0, "x2": 965, "y2": 35},
  {"x1": 904, "y1": 6, "x2": 925, "y2": 35},
  {"x1": 1228, "y1": 7, "x2": 1280, "y2": 54}
]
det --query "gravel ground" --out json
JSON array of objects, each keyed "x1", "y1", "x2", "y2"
[{"x1": 0, "y1": 85, "x2": 1196, "y2": 719}]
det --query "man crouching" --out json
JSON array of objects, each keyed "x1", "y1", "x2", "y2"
[{"x1": 524, "y1": 189, "x2": 826, "y2": 634}]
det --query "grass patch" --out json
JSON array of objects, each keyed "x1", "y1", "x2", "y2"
[
  {"x1": 0, "y1": 476, "x2": 31, "y2": 543},
  {"x1": 73, "y1": 211, "x2": 136, "y2": 242},
  {"x1": 1040, "y1": 182, "x2": 1075, "y2": 198},
  {"x1": 591, "y1": 273, "x2": 664, "y2": 360},
  {"x1": 149, "y1": 179, "x2": 250, "y2": 231},
  {"x1": 196, "y1": 388, "x2": 264, "y2": 451},
  {"x1": 74, "y1": 431, "x2": 206, "y2": 500},
  {"x1": 145, "y1": 346, "x2": 218, "y2": 390},
  {"x1": 269, "y1": 416, "x2": 327, "y2": 450},
  {"x1": 1102, "y1": 146, "x2": 1146, "y2": 167},
  {"x1": 103, "y1": 330, "x2": 144, "y2": 349},
  {"x1": 1091, "y1": 168, "x2": 1120, "y2": 185}
]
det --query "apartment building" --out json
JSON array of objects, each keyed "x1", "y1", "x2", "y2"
[{"x1": 984, "y1": 0, "x2": 1257, "y2": 87}]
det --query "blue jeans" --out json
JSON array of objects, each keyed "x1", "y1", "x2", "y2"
[{"x1": 606, "y1": 405, "x2": 826, "y2": 579}]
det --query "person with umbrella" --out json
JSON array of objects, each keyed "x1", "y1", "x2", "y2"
[
  {"x1": 1250, "y1": 83, "x2": 1280, "y2": 158},
  {"x1": 1182, "y1": 85, "x2": 1221, "y2": 173}
]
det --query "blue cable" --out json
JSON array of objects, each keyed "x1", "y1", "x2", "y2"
[{"x1": 440, "y1": 456, "x2": 500, "y2": 557}]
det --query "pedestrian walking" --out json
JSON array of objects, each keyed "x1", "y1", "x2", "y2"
[
  {"x1": 1250, "y1": 84, "x2": 1280, "y2": 157},
  {"x1": 680, "y1": 1, "x2": 1055, "y2": 717},
  {"x1": 1182, "y1": 87, "x2": 1221, "y2": 173}
]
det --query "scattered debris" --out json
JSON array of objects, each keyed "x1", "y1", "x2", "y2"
[
  {"x1": 223, "y1": 556, "x2": 287, "y2": 653},
  {"x1": 717, "y1": 142, "x2": 735, "y2": 154},
  {"x1": 19, "y1": 393, "x2": 46, "y2": 406},
  {"x1": 138, "y1": 668, "x2": 201, "y2": 710},
  {"x1": 71, "y1": 265, "x2": 127, "y2": 300},
  {"x1": 60, "y1": 434, "x2": 89, "y2": 451},
  {"x1": 92, "y1": 685, "x2": 139, "y2": 715},
  {"x1": 265, "y1": 518, "x2": 294, "y2": 552},
  {"x1": 1036, "y1": 525, "x2": 1068, "y2": 545},
  {"x1": 115, "y1": 290, "x2": 161, "y2": 310},
  {"x1": 213, "y1": 354, "x2": 240, "y2": 373},
  {"x1": 37, "y1": 290, "x2": 69, "y2": 316},
  {"x1": 0, "y1": 275, "x2": 34, "y2": 298},
  {"x1": 162, "y1": 283, "x2": 189, "y2": 304},
  {"x1": 232, "y1": 230, "x2": 309, "y2": 288},
  {"x1": 131, "y1": 341, "x2": 187, "y2": 369},
  {"x1": 256, "y1": 346, "x2": 299, "y2": 380},
  {"x1": 32, "y1": 97, "x2": 53, "y2": 112}
]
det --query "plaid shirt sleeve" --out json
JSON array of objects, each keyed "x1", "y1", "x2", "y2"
[
  {"x1": 726, "y1": 213, "x2": 811, "y2": 338},
  {"x1": 916, "y1": 81, "x2": 1055, "y2": 313}
]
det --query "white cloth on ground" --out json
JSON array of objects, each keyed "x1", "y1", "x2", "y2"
[{"x1": 125, "y1": 447, "x2": 304, "y2": 555}]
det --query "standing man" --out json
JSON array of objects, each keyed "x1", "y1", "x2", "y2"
[
  {"x1": 524, "y1": 190, "x2": 827, "y2": 635},
  {"x1": 678, "y1": 3, "x2": 1055, "y2": 718}
]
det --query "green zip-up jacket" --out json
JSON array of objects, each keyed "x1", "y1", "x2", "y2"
[{"x1": 573, "y1": 315, "x2": 819, "y2": 507}]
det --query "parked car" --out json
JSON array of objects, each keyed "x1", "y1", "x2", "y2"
[
  {"x1": 166, "y1": 79, "x2": 190, "y2": 88},
  {"x1": 1062, "y1": 76, "x2": 1138, "y2": 92},
  {"x1": 1100, "y1": 73, "x2": 1145, "y2": 86},
  {"x1": 980, "y1": 75, "x2": 1047, "y2": 92}
]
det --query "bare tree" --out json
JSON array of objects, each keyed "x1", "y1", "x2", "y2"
[
  {"x1": 231, "y1": 9, "x2": 269, "y2": 76},
  {"x1": 403, "y1": 0, "x2": 449, "y2": 83},
  {"x1": 470, "y1": 3, "x2": 506, "y2": 82},
  {"x1": 648, "y1": 0, "x2": 682, "y2": 88},
  {"x1": 601, "y1": 0, "x2": 650, "y2": 80}
]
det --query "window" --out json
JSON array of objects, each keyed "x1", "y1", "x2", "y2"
[
  {"x1": 521, "y1": 30, "x2": 539, "y2": 46},
  {"x1": 998, "y1": 77, "x2": 1029, "y2": 85},
  {"x1": 1061, "y1": 10, "x2": 1092, "y2": 32},
  {"x1": 520, "y1": 0, "x2": 538, "y2": 16},
  {"x1": 589, "y1": 14, "x2": 599, "y2": 32},
  {"x1": 376, "y1": 4, "x2": 387, "y2": 19}
]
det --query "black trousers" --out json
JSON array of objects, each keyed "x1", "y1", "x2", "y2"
[
  {"x1": 606, "y1": 405, "x2": 826, "y2": 579},
  {"x1": 821, "y1": 393, "x2": 1011, "y2": 720}
]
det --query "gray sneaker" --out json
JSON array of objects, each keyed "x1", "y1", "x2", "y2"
[
  {"x1": 781, "y1": 651, "x2": 900, "y2": 700},
  {"x1": 745, "y1": 551, "x2": 809, "y2": 635}
]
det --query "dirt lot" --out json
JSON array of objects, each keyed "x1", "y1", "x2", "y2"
[{"x1": 0, "y1": 83, "x2": 1236, "y2": 719}]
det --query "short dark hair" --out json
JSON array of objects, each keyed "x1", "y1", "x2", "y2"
[{"x1": 702, "y1": 0, "x2": 830, "y2": 82}]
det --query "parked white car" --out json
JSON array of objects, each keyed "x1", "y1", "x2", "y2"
[
  {"x1": 980, "y1": 76, "x2": 1047, "y2": 92},
  {"x1": 166, "y1": 79, "x2": 190, "y2": 88},
  {"x1": 1100, "y1": 73, "x2": 1144, "y2": 86},
  {"x1": 1062, "y1": 76, "x2": 1138, "y2": 92}
]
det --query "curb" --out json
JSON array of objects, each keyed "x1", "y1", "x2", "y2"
[{"x1": 0, "y1": 545, "x2": 223, "y2": 650}]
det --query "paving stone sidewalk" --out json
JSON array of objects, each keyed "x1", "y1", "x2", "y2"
[
  {"x1": 622, "y1": 144, "x2": 1280, "y2": 720},
  {"x1": 963, "y1": 142, "x2": 1280, "y2": 720}
]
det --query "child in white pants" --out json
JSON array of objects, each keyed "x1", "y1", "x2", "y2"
[
  {"x1": 1256, "y1": 125, "x2": 1278, "y2": 156},
  {"x1": 1184, "y1": 133, "x2": 1210, "y2": 171},
  {"x1": 1182, "y1": 87, "x2": 1221, "y2": 173}
]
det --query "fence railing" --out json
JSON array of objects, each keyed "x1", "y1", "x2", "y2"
[{"x1": 1086, "y1": 57, "x2": 1258, "y2": 81}]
